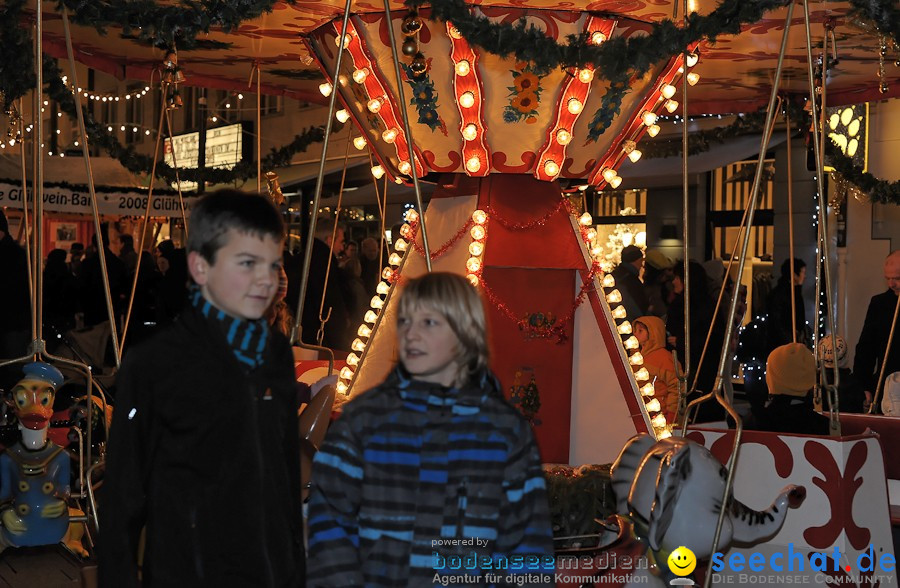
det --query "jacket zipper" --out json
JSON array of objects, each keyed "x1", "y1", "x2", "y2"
[
  {"x1": 250, "y1": 381, "x2": 276, "y2": 588},
  {"x1": 456, "y1": 479, "x2": 467, "y2": 537}
]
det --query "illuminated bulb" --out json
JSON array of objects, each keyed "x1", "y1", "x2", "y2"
[
  {"x1": 601, "y1": 274, "x2": 616, "y2": 288},
  {"x1": 353, "y1": 136, "x2": 367, "y2": 150},
  {"x1": 319, "y1": 82, "x2": 333, "y2": 97},
  {"x1": 567, "y1": 98, "x2": 583, "y2": 114},
  {"x1": 591, "y1": 31, "x2": 607, "y2": 45},
  {"x1": 629, "y1": 352, "x2": 644, "y2": 366},
  {"x1": 635, "y1": 368, "x2": 650, "y2": 381},
  {"x1": 641, "y1": 111, "x2": 658, "y2": 126},
  {"x1": 578, "y1": 69, "x2": 594, "y2": 83},
  {"x1": 467, "y1": 274, "x2": 480, "y2": 287},
  {"x1": 370, "y1": 296, "x2": 385, "y2": 310},
  {"x1": 624, "y1": 336, "x2": 640, "y2": 350},
  {"x1": 347, "y1": 353, "x2": 360, "y2": 366},
  {"x1": 376, "y1": 282, "x2": 391, "y2": 295},
  {"x1": 336, "y1": 109, "x2": 350, "y2": 123},
  {"x1": 466, "y1": 257, "x2": 482, "y2": 273},
  {"x1": 459, "y1": 91, "x2": 476, "y2": 108},
  {"x1": 462, "y1": 124, "x2": 478, "y2": 141},
  {"x1": 357, "y1": 323, "x2": 372, "y2": 338},
  {"x1": 469, "y1": 241, "x2": 484, "y2": 256},
  {"x1": 661, "y1": 84, "x2": 677, "y2": 99},
  {"x1": 686, "y1": 52, "x2": 699, "y2": 68},
  {"x1": 382, "y1": 267, "x2": 394, "y2": 280},
  {"x1": 120, "y1": 125, "x2": 126, "y2": 131},
  {"x1": 609, "y1": 176, "x2": 623, "y2": 189},
  {"x1": 455, "y1": 60, "x2": 471, "y2": 76},
  {"x1": 544, "y1": 160, "x2": 560, "y2": 177},
  {"x1": 612, "y1": 305, "x2": 627, "y2": 319},
  {"x1": 602, "y1": 168, "x2": 617, "y2": 183},
  {"x1": 352, "y1": 338, "x2": 366, "y2": 352},
  {"x1": 617, "y1": 321, "x2": 633, "y2": 335},
  {"x1": 606, "y1": 289, "x2": 623, "y2": 304},
  {"x1": 388, "y1": 253, "x2": 402, "y2": 266},
  {"x1": 556, "y1": 129, "x2": 572, "y2": 145},
  {"x1": 466, "y1": 156, "x2": 481, "y2": 173},
  {"x1": 398, "y1": 161, "x2": 412, "y2": 175},
  {"x1": 340, "y1": 366, "x2": 355, "y2": 380},
  {"x1": 647, "y1": 124, "x2": 661, "y2": 137},
  {"x1": 646, "y1": 398, "x2": 661, "y2": 413},
  {"x1": 657, "y1": 429, "x2": 672, "y2": 440},
  {"x1": 628, "y1": 149, "x2": 643, "y2": 163},
  {"x1": 579, "y1": 212, "x2": 593, "y2": 226},
  {"x1": 641, "y1": 383, "x2": 656, "y2": 397},
  {"x1": 382, "y1": 128, "x2": 398, "y2": 143},
  {"x1": 687, "y1": 72, "x2": 700, "y2": 86},
  {"x1": 352, "y1": 68, "x2": 368, "y2": 84},
  {"x1": 586, "y1": 228, "x2": 597, "y2": 241},
  {"x1": 652, "y1": 414, "x2": 667, "y2": 428},
  {"x1": 364, "y1": 310, "x2": 378, "y2": 323},
  {"x1": 400, "y1": 223, "x2": 413, "y2": 237},
  {"x1": 371, "y1": 165, "x2": 386, "y2": 179},
  {"x1": 394, "y1": 238, "x2": 408, "y2": 252},
  {"x1": 338, "y1": 75, "x2": 348, "y2": 87},
  {"x1": 335, "y1": 33, "x2": 351, "y2": 48},
  {"x1": 367, "y1": 98, "x2": 383, "y2": 113},
  {"x1": 448, "y1": 25, "x2": 462, "y2": 39},
  {"x1": 472, "y1": 209, "x2": 488, "y2": 224},
  {"x1": 591, "y1": 245, "x2": 603, "y2": 256},
  {"x1": 664, "y1": 99, "x2": 679, "y2": 113},
  {"x1": 470, "y1": 225, "x2": 486, "y2": 241},
  {"x1": 337, "y1": 381, "x2": 349, "y2": 394},
  {"x1": 405, "y1": 209, "x2": 419, "y2": 222}
]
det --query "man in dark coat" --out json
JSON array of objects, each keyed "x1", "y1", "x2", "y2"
[
  {"x1": 611, "y1": 245, "x2": 649, "y2": 320},
  {"x1": 854, "y1": 250, "x2": 900, "y2": 407},
  {"x1": 765, "y1": 258, "x2": 808, "y2": 353},
  {"x1": 79, "y1": 224, "x2": 127, "y2": 328},
  {"x1": 0, "y1": 209, "x2": 32, "y2": 389}
]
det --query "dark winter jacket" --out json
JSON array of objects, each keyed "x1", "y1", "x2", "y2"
[
  {"x1": 853, "y1": 289, "x2": 900, "y2": 394},
  {"x1": 0, "y1": 233, "x2": 31, "y2": 334},
  {"x1": 98, "y1": 303, "x2": 304, "y2": 588},
  {"x1": 307, "y1": 368, "x2": 555, "y2": 587},
  {"x1": 611, "y1": 262, "x2": 648, "y2": 320},
  {"x1": 755, "y1": 394, "x2": 829, "y2": 436}
]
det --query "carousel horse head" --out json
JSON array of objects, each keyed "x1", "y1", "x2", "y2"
[
  {"x1": 8, "y1": 362, "x2": 64, "y2": 431},
  {"x1": 610, "y1": 434, "x2": 806, "y2": 563}
]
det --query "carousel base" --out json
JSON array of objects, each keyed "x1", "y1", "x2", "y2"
[{"x1": 0, "y1": 544, "x2": 93, "y2": 587}]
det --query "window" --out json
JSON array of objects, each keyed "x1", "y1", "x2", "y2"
[{"x1": 125, "y1": 83, "x2": 145, "y2": 144}]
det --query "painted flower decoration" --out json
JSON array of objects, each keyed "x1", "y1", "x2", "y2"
[
  {"x1": 401, "y1": 61, "x2": 447, "y2": 135},
  {"x1": 585, "y1": 79, "x2": 630, "y2": 143},
  {"x1": 504, "y1": 62, "x2": 544, "y2": 124}
]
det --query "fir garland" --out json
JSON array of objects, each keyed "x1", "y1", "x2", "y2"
[
  {"x1": 0, "y1": 0, "x2": 35, "y2": 111},
  {"x1": 848, "y1": 0, "x2": 900, "y2": 48},
  {"x1": 826, "y1": 140, "x2": 900, "y2": 205}
]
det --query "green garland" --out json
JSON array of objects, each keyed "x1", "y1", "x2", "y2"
[
  {"x1": 826, "y1": 140, "x2": 900, "y2": 205},
  {"x1": 0, "y1": 0, "x2": 36, "y2": 111},
  {"x1": 849, "y1": 0, "x2": 900, "y2": 48}
]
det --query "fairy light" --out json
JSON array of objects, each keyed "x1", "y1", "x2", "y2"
[
  {"x1": 388, "y1": 252, "x2": 402, "y2": 266},
  {"x1": 664, "y1": 99, "x2": 679, "y2": 113},
  {"x1": 347, "y1": 353, "x2": 360, "y2": 366},
  {"x1": 606, "y1": 289, "x2": 623, "y2": 304},
  {"x1": 651, "y1": 414, "x2": 667, "y2": 428},
  {"x1": 567, "y1": 98, "x2": 583, "y2": 115},
  {"x1": 610, "y1": 176, "x2": 623, "y2": 189},
  {"x1": 466, "y1": 156, "x2": 481, "y2": 173},
  {"x1": 544, "y1": 160, "x2": 560, "y2": 177},
  {"x1": 641, "y1": 383, "x2": 655, "y2": 396},
  {"x1": 351, "y1": 338, "x2": 366, "y2": 352},
  {"x1": 466, "y1": 209, "x2": 488, "y2": 286},
  {"x1": 628, "y1": 352, "x2": 644, "y2": 366},
  {"x1": 455, "y1": 60, "x2": 471, "y2": 76},
  {"x1": 398, "y1": 161, "x2": 412, "y2": 175},
  {"x1": 645, "y1": 398, "x2": 661, "y2": 413},
  {"x1": 367, "y1": 97, "x2": 383, "y2": 113},
  {"x1": 634, "y1": 368, "x2": 650, "y2": 381},
  {"x1": 687, "y1": 72, "x2": 700, "y2": 86},
  {"x1": 371, "y1": 165, "x2": 386, "y2": 179},
  {"x1": 624, "y1": 336, "x2": 640, "y2": 350},
  {"x1": 601, "y1": 274, "x2": 616, "y2": 288},
  {"x1": 686, "y1": 52, "x2": 699, "y2": 68},
  {"x1": 556, "y1": 129, "x2": 572, "y2": 145},
  {"x1": 376, "y1": 282, "x2": 391, "y2": 296},
  {"x1": 617, "y1": 321, "x2": 633, "y2": 335},
  {"x1": 647, "y1": 124, "x2": 661, "y2": 137},
  {"x1": 641, "y1": 111, "x2": 658, "y2": 126},
  {"x1": 353, "y1": 136, "x2": 367, "y2": 150},
  {"x1": 459, "y1": 92, "x2": 475, "y2": 109},
  {"x1": 319, "y1": 82, "x2": 333, "y2": 97},
  {"x1": 382, "y1": 128, "x2": 398, "y2": 143},
  {"x1": 364, "y1": 310, "x2": 378, "y2": 323},
  {"x1": 336, "y1": 109, "x2": 351, "y2": 123},
  {"x1": 578, "y1": 69, "x2": 594, "y2": 83},
  {"x1": 612, "y1": 306, "x2": 627, "y2": 319},
  {"x1": 661, "y1": 84, "x2": 677, "y2": 99},
  {"x1": 591, "y1": 31, "x2": 607, "y2": 45}
]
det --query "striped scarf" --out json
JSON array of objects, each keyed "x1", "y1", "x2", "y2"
[{"x1": 190, "y1": 288, "x2": 269, "y2": 371}]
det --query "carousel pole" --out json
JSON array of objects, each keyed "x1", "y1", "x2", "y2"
[
  {"x1": 680, "y1": 0, "x2": 691, "y2": 393},
  {"x1": 786, "y1": 109, "x2": 797, "y2": 344},
  {"x1": 291, "y1": 0, "x2": 353, "y2": 347},
  {"x1": 698, "y1": 6, "x2": 795, "y2": 587},
  {"x1": 256, "y1": 63, "x2": 262, "y2": 193},
  {"x1": 32, "y1": 0, "x2": 43, "y2": 353},
  {"x1": 382, "y1": 0, "x2": 432, "y2": 273},
  {"x1": 803, "y1": 0, "x2": 841, "y2": 422},
  {"x1": 17, "y1": 98, "x2": 34, "y2": 303}
]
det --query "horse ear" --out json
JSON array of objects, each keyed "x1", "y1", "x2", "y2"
[{"x1": 647, "y1": 443, "x2": 692, "y2": 552}]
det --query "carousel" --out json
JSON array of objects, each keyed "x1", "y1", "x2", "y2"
[{"x1": 0, "y1": 0, "x2": 899, "y2": 586}]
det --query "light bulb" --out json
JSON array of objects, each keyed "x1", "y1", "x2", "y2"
[
  {"x1": 657, "y1": 428, "x2": 672, "y2": 439},
  {"x1": 466, "y1": 257, "x2": 481, "y2": 273},
  {"x1": 335, "y1": 33, "x2": 351, "y2": 48},
  {"x1": 400, "y1": 223, "x2": 413, "y2": 237},
  {"x1": 629, "y1": 352, "x2": 644, "y2": 366},
  {"x1": 635, "y1": 367, "x2": 650, "y2": 381},
  {"x1": 646, "y1": 398, "x2": 661, "y2": 413},
  {"x1": 472, "y1": 209, "x2": 488, "y2": 224},
  {"x1": 357, "y1": 324, "x2": 372, "y2": 338},
  {"x1": 687, "y1": 72, "x2": 700, "y2": 86},
  {"x1": 628, "y1": 149, "x2": 642, "y2": 163},
  {"x1": 462, "y1": 124, "x2": 478, "y2": 141},
  {"x1": 371, "y1": 165, "x2": 385, "y2": 179},
  {"x1": 382, "y1": 267, "x2": 394, "y2": 280},
  {"x1": 470, "y1": 225, "x2": 486, "y2": 241},
  {"x1": 610, "y1": 176, "x2": 623, "y2": 189},
  {"x1": 398, "y1": 161, "x2": 412, "y2": 175},
  {"x1": 388, "y1": 252, "x2": 402, "y2": 266},
  {"x1": 352, "y1": 68, "x2": 368, "y2": 84},
  {"x1": 647, "y1": 124, "x2": 661, "y2": 137},
  {"x1": 606, "y1": 289, "x2": 623, "y2": 304},
  {"x1": 459, "y1": 91, "x2": 475, "y2": 108},
  {"x1": 641, "y1": 383, "x2": 656, "y2": 396},
  {"x1": 686, "y1": 52, "x2": 699, "y2": 68},
  {"x1": 544, "y1": 160, "x2": 560, "y2": 176},
  {"x1": 347, "y1": 353, "x2": 360, "y2": 366},
  {"x1": 467, "y1": 274, "x2": 480, "y2": 287},
  {"x1": 364, "y1": 310, "x2": 378, "y2": 323},
  {"x1": 382, "y1": 128, "x2": 398, "y2": 143},
  {"x1": 367, "y1": 98, "x2": 383, "y2": 113},
  {"x1": 601, "y1": 274, "x2": 616, "y2": 288},
  {"x1": 591, "y1": 31, "x2": 607, "y2": 45},
  {"x1": 602, "y1": 168, "x2": 617, "y2": 182},
  {"x1": 578, "y1": 69, "x2": 594, "y2": 83},
  {"x1": 661, "y1": 84, "x2": 677, "y2": 99},
  {"x1": 336, "y1": 381, "x2": 349, "y2": 394},
  {"x1": 624, "y1": 336, "x2": 640, "y2": 350},
  {"x1": 340, "y1": 366, "x2": 355, "y2": 380},
  {"x1": 652, "y1": 414, "x2": 667, "y2": 428},
  {"x1": 319, "y1": 82, "x2": 333, "y2": 97},
  {"x1": 351, "y1": 337, "x2": 366, "y2": 352},
  {"x1": 567, "y1": 98, "x2": 583, "y2": 114},
  {"x1": 405, "y1": 209, "x2": 419, "y2": 222},
  {"x1": 642, "y1": 111, "x2": 658, "y2": 126},
  {"x1": 376, "y1": 281, "x2": 391, "y2": 295},
  {"x1": 664, "y1": 99, "x2": 679, "y2": 113},
  {"x1": 394, "y1": 238, "x2": 408, "y2": 252},
  {"x1": 578, "y1": 212, "x2": 593, "y2": 226},
  {"x1": 585, "y1": 228, "x2": 597, "y2": 241},
  {"x1": 591, "y1": 245, "x2": 603, "y2": 256},
  {"x1": 466, "y1": 156, "x2": 481, "y2": 173},
  {"x1": 612, "y1": 305, "x2": 627, "y2": 319},
  {"x1": 336, "y1": 109, "x2": 350, "y2": 123},
  {"x1": 370, "y1": 296, "x2": 385, "y2": 310},
  {"x1": 353, "y1": 136, "x2": 367, "y2": 150},
  {"x1": 469, "y1": 241, "x2": 484, "y2": 256},
  {"x1": 449, "y1": 25, "x2": 462, "y2": 39},
  {"x1": 455, "y1": 60, "x2": 471, "y2": 76},
  {"x1": 617, "y1": 321, "x2": 633, "y2": 335},
  {"x1": 556, "y1": 129, "x2": 572, "y2": 145}
]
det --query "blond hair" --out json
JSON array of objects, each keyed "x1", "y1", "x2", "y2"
[{"x1": 396, "y1": 272, "x2": 489, "y2": 385}]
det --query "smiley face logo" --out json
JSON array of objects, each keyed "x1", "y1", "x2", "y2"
[{"x1": 667, "y1": 546, "x2": 696, "y2": 577}]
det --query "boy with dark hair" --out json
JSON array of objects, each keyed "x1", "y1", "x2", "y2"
[{"x1": 99, "y1": 190, "x2": 305, "y2": 587}]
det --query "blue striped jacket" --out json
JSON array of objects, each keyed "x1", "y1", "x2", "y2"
[{"x1": 307, "y1": 368, "x2": 554, "y2": 587}]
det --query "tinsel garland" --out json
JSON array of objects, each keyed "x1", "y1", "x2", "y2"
[
  {"x1": 408, "y1": 217, "x2": 474, "y2": 260},
  {"x1": 484, "y1": 197, "x2": 568, "y2": 231},
  {"x1": 826, "y1": 139, "x2": 900, "y2": 205},
  {"x1": 42, "y1": 59, "x2": 340, "y2": 185}
]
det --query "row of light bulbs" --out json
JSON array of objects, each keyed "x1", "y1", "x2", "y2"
[
  {"x1": 61, "y1": 77, "x2": 153, "y2": 102},
  {"x1": 465, "y1": 210, "x2": 488, "y2": 286},
  {"x1": 576, "y1": 210, "x2": 671, "y2": 438}
]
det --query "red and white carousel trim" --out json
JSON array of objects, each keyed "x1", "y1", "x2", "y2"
[
  {"x1": 465, "y1": 209, "x2": 488, "y2": 286},
  {"x1": 447, "y1": 23, "x2": 491, "y2": 177}
]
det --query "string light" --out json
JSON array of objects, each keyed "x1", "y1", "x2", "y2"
[
  {"x1": 462, "y1": 124, "x2": 478, "y2": 141},
  {"x1": 661, "y1": 84, "x2": 677, "y2": 99},
  {"x1": 318, "y1": 82, "x2": 333, "y2": 97},
  {"x1": 353, "y1": 136, "x2": 367, "y2": 150}
]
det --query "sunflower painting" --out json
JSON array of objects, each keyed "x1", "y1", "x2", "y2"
[{"x1": 504, "y1": 62, "x2": 544, "y2": 124}]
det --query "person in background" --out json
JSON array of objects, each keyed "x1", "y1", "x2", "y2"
[
  {"x1": 79, "y1": 224, "x2": 126, "y2": 328},
  {"x1": 818, "y1": 334, "x2": 865, "y2": 413},
  {"x1": 68, "y1": 242, "x2": 85, "y2": 279},
  {"x1": 765, "y1": 258, "x2": 809, "y2": 353},
  {"x1": 634, "y1": 316, "x2": 682, "y2": 423},
  {"x1": 118, "y1": 233, "x2": 138, "y2": 274},
  {"x1": 642, "y1": 249, "x2": 675, "y2": 318},
  {"x1": 854, "y1": 250, "x2": 900, "y2": 410},
  {"x1": 308, "y1": 272, "x2": 554, "y2": 587},
  {"x1": 359, "y1": 236, "x2": 381, "y2": 297},
  {"x1": 99, "y1": 190, "x2": 304, "y2": 587},
  {"x1": 0, "y1": 209, "x2": 32, "y2": 389},
  {"x1": 611, "y1": 245, "x2": 649, "y2": 320},
  {"x1": 43, "y1": 248, "x2": 79, "y2": 336},
  {"x1": 755, "y1": 342, "x2": 828, "y2": 436}
]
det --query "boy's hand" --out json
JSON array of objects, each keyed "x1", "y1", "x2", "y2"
[
  {"x1": 2, "y1": 509, "x2": 26, "y2": 534},
  {"x1": 312, "y1": 375, "x2": 339, "y2": 398},
  {"x1": 41, "y1": 499, "x2": 68, "y2": 519}
]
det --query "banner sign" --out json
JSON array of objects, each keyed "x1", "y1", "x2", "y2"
[
  {"x1": 164, "y1": 123, "x2": 244, "y2": 191},
  {"x1": 0, "y1": 182, "x2": 192, "y2": 217}
]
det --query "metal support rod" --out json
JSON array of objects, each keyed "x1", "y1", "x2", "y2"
[
  {"x1": 698, "y1": 5, "x2": 794, "y2": 587},
  {"x1": 681, "y1": 0, "x2": 691, "y2": 387},
  {"x1": 32, "y1": 0, "x2": 43, "y2": 348},
  {"x1": 291, "y1": 0, "x2": 353, "y2": 345},
  {"x1": 382, "y1": 0, "x2": 432, "y2": 272},
  {"x1": 18, "y1": 97, "x2": 34, "y2": 304},
  {"x1": 62, "y1": 8, "x2": 121, "y2": 367},
  {"x1": 786, "y1": 110, "x2": 797, "y2": 344},
  {"x1": 872, "y1": 287, "x2": 900, "y2": 412},
  {"x1": 256, "y1": 64, "x2": 262, "y2": 193}
]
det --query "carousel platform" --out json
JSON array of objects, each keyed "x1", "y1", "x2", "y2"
[{"x1": 0, "y1": 546, "x2": 92, "y2": 587}]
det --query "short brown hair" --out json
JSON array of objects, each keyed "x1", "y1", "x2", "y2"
[{"x1": 187, "y1": 189, "x2": 284, "y2": 264}]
